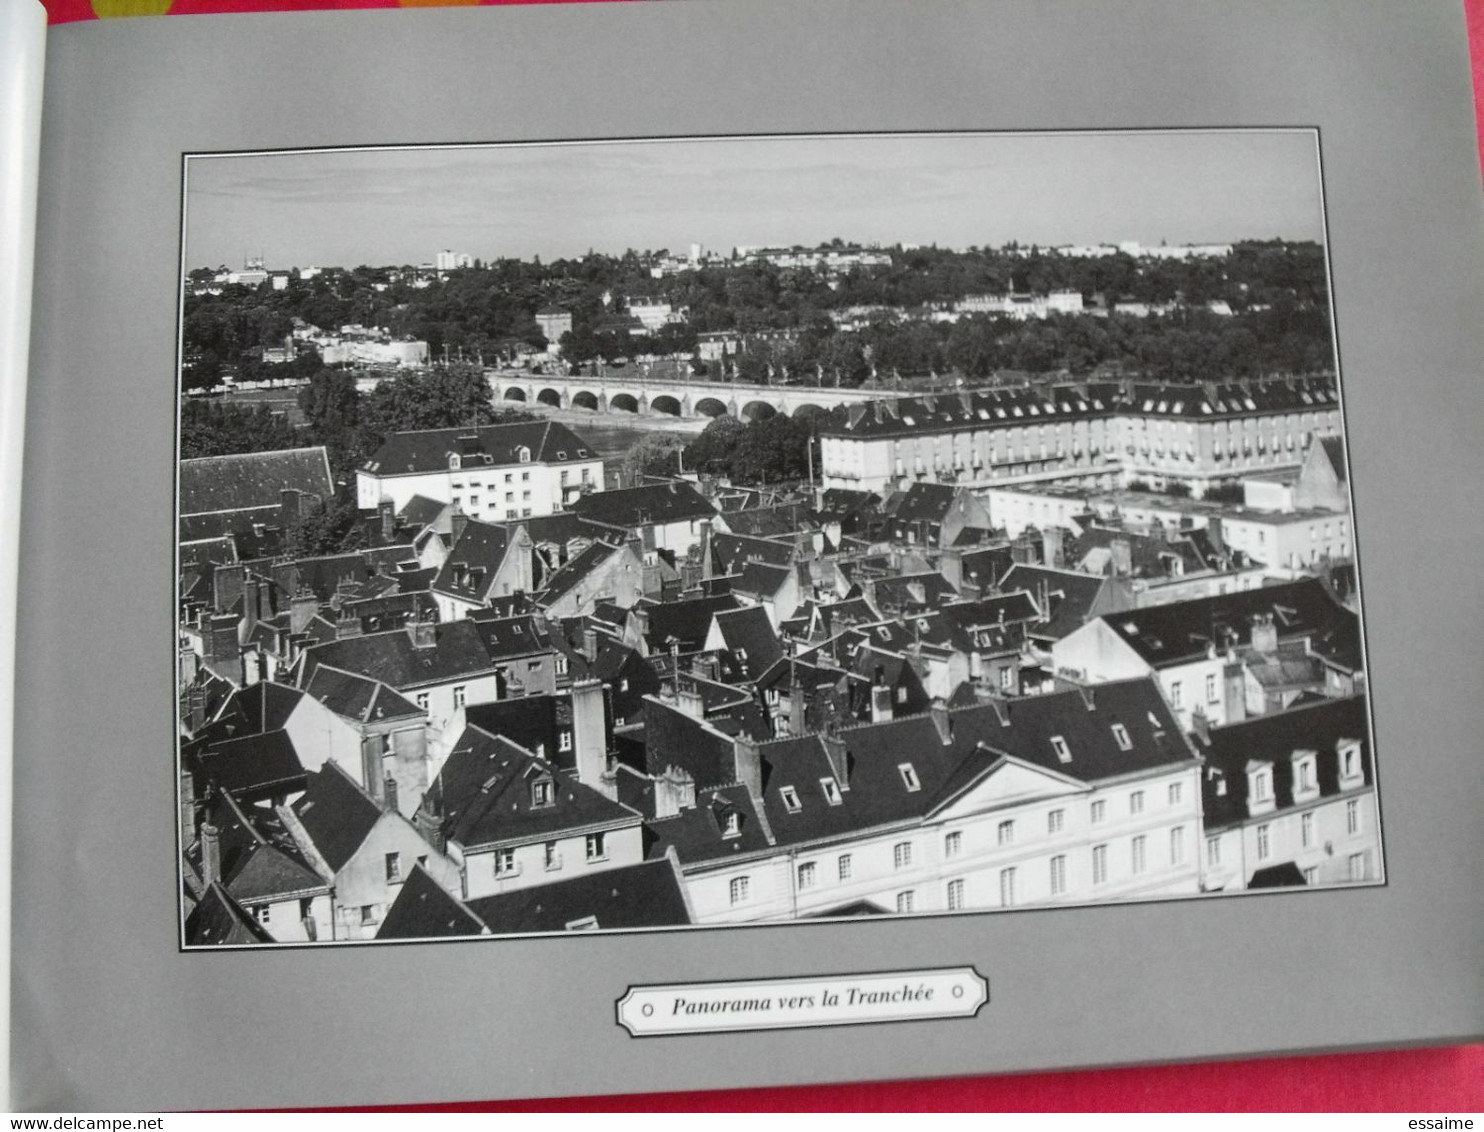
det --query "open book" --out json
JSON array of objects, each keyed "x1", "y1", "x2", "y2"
[{"x1": 5, "y1": 0, "x2": 1483, "y2": 1111}]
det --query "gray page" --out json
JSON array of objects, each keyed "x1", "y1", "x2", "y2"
[{"x1": 13, "y1": 0, "x2": 1484, "y2": 1111}]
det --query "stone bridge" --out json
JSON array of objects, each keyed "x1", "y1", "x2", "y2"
[{"x1": 487, "y1": 370, "x2": 887, "y2": 421}]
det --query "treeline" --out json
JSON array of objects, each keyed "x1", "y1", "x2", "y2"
[{"x1": 182, "y1": 240, "x2": 1332, "y2": 384}]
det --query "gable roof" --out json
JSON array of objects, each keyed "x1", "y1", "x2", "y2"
[
  {"x1": 711, "y1": 606, "x2": 784, "y2": 680},
  {"x1": 430, "y1": 520, "x2": 513, "y2": 604},
  {"x1": 711, "y1": 532, "x2": 795, "y2": 576},
  {"x1": 891, "y1": 482, "x2": 957, "y2": 525},
  {"x1": 298, "y1": 620, "x2": 498, "y2": 691},
  {"x1": 302, "y1": 664, "x2": 423, "y2": 723},
  {"x1": 184, "y1": 883, "x2": 276, "y2": 946},
  {"x1": 571, "y1": 481, "x2": 716, "y2": 528},
  {"x1": 188, "y1": 729, "x2": 307, "y2": 803},
  {"x1": 538, "y1": 541, "x2": 627, "y2": 605},
  {"x1": 363, "y1": 421, "x2": 595, "y2": 477},
  {"x1": 643, "y1": 593, "x2": 740, "y2": 652},
  {"x1": 179, "y1": 447, "x2": 334, "y2": 518},
  {"x1": 375, "y1": 864, "x2": 489, "y2": 940},
  {"x1": 465, "y1": 858, "x2": 691, "y2": 933},
  {"x1": 191, "y1": 791, "x2": 327, "y2": 902},
  {"x1": 291, "y1": 762, "x2": 385, "y2": 873},
  {"x1": 998, "y1": 564, "x2": 1113, "y2": 640}
]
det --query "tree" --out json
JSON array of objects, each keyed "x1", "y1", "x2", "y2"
[
  {"x1": 727, "y1": 414, "x2": 811, "y2": 483},
  {"x1": 357, "y1": 363, "x2": 528, "y2": 447},
  {"x1": 179, "y1": 399, "x2": 300, "y2": 460},
  {"x1": 297, "y1": 368, "x2": 363, "y2": 472},
  {"x1": 621, "y1": 433, "x2": 688, "y2": 485},
  {"x1": 684, "y1": 414, "x2": 747, "y2": 474},
  {"x1": 283, "y1": 497, "x2": 362, "y2": 559}
]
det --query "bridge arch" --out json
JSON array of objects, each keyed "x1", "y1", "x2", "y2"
[
  {"x1": 571, "y1": 390, "x2": 600, "y2": 411},
  {"x1": 741, "y1": 400, "x2": 778, "y2": 422},
  {"x1": 650, "y1": 394, "x2": 682, "y2": 417},
  {"x1": 502, "y1": 386, "x2": 528, "y2": 402},
  {"x1": 610, "y1": 393, "x2": 640, "y2": 413},
  {"x1": 790, "y1": 402, "x2": 828, "y2": 421},
  {"x1": 694, "y1": 397, "x2": 730, "y2": 418},
  {"x1": 536, "y1": 387, "x2": 563, "y2": 408}
]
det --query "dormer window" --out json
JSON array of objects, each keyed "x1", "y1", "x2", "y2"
[
  {"x1": 1253, "y1": 770, "x2": 1270, "y2": 801},
  {"x1": 1050, "y1": 735, "x2": 1071, "y2": 763},
  {"x1": 531, "y1": 778, "x2": 555, "y2": 808},
  {"x1": 448, "y1": 453, "x2": 462, "y2": 470},
  {"x1": 558, "y1": 729, "x2": 573, "y2": 753},
  {"x1": 820, "y1": 778, "x2": 842, "y2": 806},
  {"x1": 516, "y1": 445, "x2": 531, "y2": 463},
  {"x1": 722, "y1": 811, "x2": 742, "y2": 839},
  {"x1": 898, "y1": 763, "x2": 920, "y2": 792},
  {"x1": 1111, "y1": 724, "x2": 1132, "y2": 751},
  {"x1": 780, "y1": 786, "x2": 801, "y2": 813},
  {"x1": 1339, "y1": 741, "x2": 1363, "y2": 782}
]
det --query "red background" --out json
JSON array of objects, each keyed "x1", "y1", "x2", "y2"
[{"x1": 37, "y1": 0, "x2": 1484, "y2": 1110}]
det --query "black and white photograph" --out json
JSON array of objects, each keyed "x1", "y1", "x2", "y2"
[{"x1": 174, "y1": 130, "x2": 1381, "y2": 948}]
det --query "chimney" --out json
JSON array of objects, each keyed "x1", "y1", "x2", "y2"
[
  {"x1": 415, "y1": 790, "x2": 446, "y2": 853},
  {"x1": 1110, "y1": 537, "x2": 1133, "y2": 578},
  {"x1": 204, "y1": 613, "x2": 239, "y2": 663},
  {"x1": 336, "y1": 609, "x2": 363, "y2": 639},
  {"x1": 1250, "y1": 612, "x2": 1278, "y2": 655},
  {"x1": 1042, "y1": 526, "x2": 1065, "y2": 570},
  {"x1": 870, "y1": 683, "x2": 894, "y2": 723},
  {"x1": 653, "y1": 765, "x2": 697, "y2": 819},
  {"x1": 179, "y1": 768, "x2": 197, "y2": 849},
  {"x1": 820, "y1": 727, "x2": 850, "y2": 790},
  {"x1": 582, "y1": 625, "x2": 599, "y2": 663},
  {"x1": 674, "y1": 680, "x2": 705, "y2": 719},
  {"x1": 570, "y1": 679, "x2": 610, "y2": 792},
  {"x1": 732, "y1": 733, "x2": 763, "y2": 801},
  {"x1": 379, "y1": 498, "x2": 396, "y2": 542},
  {"x1": 406, "y1": 612, "x2": 437, "y2": 650},
  {"x1": 280, "y1": 488, "x2": 302, "y2": 526},
  {"x1": 788, "y1": 661, "x2": 806, "y2": 737},
  {"x1": 383, "y1": 775, "x2": 399, "y2": 815},
  {"x1": 929, "y1": 698, "x2": 952, "y2": 745},
  {"x1": 1206, "y1": 515, "x2": 1226, "y2": 556},
  {"x1": 212, "y1": 563, "x2": 246, "y2": 615},
  {"x1": 200, "y1": 821, "x2": 221, "y2": 886},
  {"x1": 1190, "y1": 707, "x2": 1211, "y2": 745},
  {"x1": 290, "y1": 588, "x2": 318, "y2": 635},
  {"x1": 450, "y1": 508, "x2": 469, "y2": 543}
]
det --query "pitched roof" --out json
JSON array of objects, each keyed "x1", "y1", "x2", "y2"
[
  {"x1": 471, "y1": 613, "x2": 553, "y2": 661},
  {"x1": 179, "y1": 447, "x2": 334, "y2": 517},
  {"x1": 465, "y1": 858, "x2": 691, "y2": 933},
  {"x1": 362, "y1": 421, "x2": 595, "y2": 477},
  {"x1": 191, "y1": 792, "x2": 327, "y2": 902},
  {"x1": 711, "y1": 606, "x2": 784, "y2": 680},
  {"x1": 570, "y1": 481, "x2": 716, "y2": 528},
  {"x1": 375, "y1": 864, "x2": 489, "y2": 940},
  {"x1": 538, "y1": 541, "x2": 626, "y2": 605},
  {"x1": 291, "y1": 763, "x2": 385, "y2": 874},
  {"x1": 643, "y1": 594, "x2": 740, "y2": 652},
  {"x1": 998, "y1": 564, "x2": 1112, "y2": 640},
  {"x1": 643, "y1": 784, "x2": 773, "y2": 864},
  {"x1": 711, "y1": 532, "x2": 795, "y2": 575},
  {"x1": 184, "y1": 883, "x2": 276, "y2": 946},
  {"x1": 732, "y1": 560, "x2": 795, "y2": 601},
  {"x1": 189, "y1": 729, "x2": 307, "y2": 802},
  {"x1": 398, "y1": 494, "x2": 449, "y2": 531},
  {"x1": 430, "y1": 521, "x2": 512, "y2": 604},
  {"x1": 1319, "y1": 436, "x2": 1347, "y2": 483},
  {"x1": 302, "y1": 664, "x2": 423, "y2": 723},
  {"x1": 298, "y1": 621, "x2": 499, "y2": 691},
  {"x1": 891, "y1": 482, "x2": 957, "y2": 524}
]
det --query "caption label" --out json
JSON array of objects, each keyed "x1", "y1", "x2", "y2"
[{"x1": 616, "y1": 966, "x2": 987, "y2": 1036}]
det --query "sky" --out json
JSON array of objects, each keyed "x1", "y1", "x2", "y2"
[{"x1": 184, "y1": 131, "x2": 1326, "y2": 271}]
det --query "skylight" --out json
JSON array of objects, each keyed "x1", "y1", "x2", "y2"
[
  {"x1": 898, "y1": 764, "x2": 921, "y2": 792},
  {"x1": 780, "y1": 786, "x2": 801, "y2": 813}
]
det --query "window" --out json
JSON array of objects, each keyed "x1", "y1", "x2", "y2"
[
  {"x1": 1303, "y1": 866, "x2": 1319, "y2": 885},
  {"x1": 251, "y1": 904, "x2": 271, "y2": 925},
  {"x1": 1205, "y1": 674, "x2": 1218, "y2": 704},
  {"x1": 1347, "y1": 799, "x2": 1360, "y2": 834},
  {"x1": 558, "y1": 729, "x2": 573, "y2": 754},
  {"x1": 555, "y1": 655, "x2": 569, "y2": 677},
  {"x1": 415, "y1": 692, "x2": 429, "y2": 712},
  {"x1": 820, "y1": 778, "x2": 842, "y2": 806},
  {"x1": 999, "y1": 867, "x2": 1017, "y2": 907},
  {"x1": 1090, "y1": 799, "x2": 1107, "y2": 824},
  {"x1": 1256, "y1": 824, "x2": 1271, "y2": 860},
  {"x1": 360, "y1": 905, "x2": 376, "y2": 926},
  {"x1": 895, "y1": 891, "x2": 915, "y2": 913},
  {"x1": 1129, "y1": 790, "x2": 1145, "y2": 815},
  {"x1": 1050, "y1": 735, "x2": 1071, "y2": 763},
  {"x1": 1342, "y1": 746, "x2": 1359, "y2": 778},
  {"x1": 797, "y1": 862, "x2": 817, "y2": 890},
  {"x1": 1049, "y1": 855, "x2": 1067, "y2": 896},
  {"x1": 544, "y1": 841, "x2": 561, "y2": 870},
  {"x1": 1170, "y1": 826, "x2": 1185, "y2": 866},
  {"x1": 585, "y1": 832, "x2": 606, "y2": 861},
  {"x1": 1168, "y1": 782, "x2": 1183, "y2": 806},
  {"x1": 1169, "y1": 681, "x2": 1183, "y2": 708},
  {"x1": 898, "y1": 764, "x2": 921, "y2": 792},
  {"x1": 495, "y1": 848, "x2": 517, "y2": 876},
  {"x1": 1253, "y1": 770, "x2": 1271, "y2": 801},
  {"x1": 1111, "y1": 724, "x2": 1132, "y2": 751},
  {"x1": 722, "y1": 812, "x2": 742, "y2": 839},
  {"x1": 729, "y1": 876, "x2": 750, "y2": 905},
  {"x1": 838, "y1": 854, "x2": 853, "y2": 881},
  {"x1": 517, "y1": 446, "x2": 531, "y2": 463},
  {"x1": 893, "y1": 841, "x2": 913, "y2": 870},
  {"x1": 946, "y1": 878, "x2": 965, "y2": 911},
  {"x1": 997, "y1": 820, "x2": 1015, "y2": 847},
  {"x1": 895, "y1": 685, "x2": 908, "y2": 705},
  {"x1": 531, "y1": 779, "x2": 554, "y2": 808},
  {"x1": 1092, "y1": 844, "x2": 1108, "y2": 885},
  {"x1": 780, "y1": 786, "x2": 801, "y2": 813},
  {"x1": 384, "y1": 852, "x2": 401, "y2": 883},
  {"x1": 1047, "y1": 809, "x2": 1065, "y2": 835},
  {"x1": 453, "y1": 685, "x2": 467, "y2": 709},
  {"x1": 1131, "y1": 835, "x2": 1147, "y2": 874},
  {"x1": 1301, "y1": 811, "x2": 1315, "y2": 848},
  {"x1": 1297, "y1": 759, "x2": 1314, "y2": 792},
  {"x1": 1207, "y1": 836, "x2": 1221, "y2": 867},
  {"x1": 1348, "y1": 852, "x2": 1366, "y2": 882},
  {"x1": 944, "y1": 831, "x2": 961, "y2": 859}
]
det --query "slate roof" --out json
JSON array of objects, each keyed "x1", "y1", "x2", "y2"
[
  {"x1": 956, "y1": 545, "x2": 1017, "y2": 590},
  {"x1": 643, "y1": 784, "x2": 773, "y2": 865},
  {"x1": 711, "y1": 532, "x2": 795, "y2": 576},
  {"x1": 427, "y1": 727, "x2": 640, "y2": 850},
  {"x1": 179, "y1": 447, "x2": 334, "y2": 517},
  {"x1": 1198, "y1": 694, "x2": 1371, "y2": 831},
  {"x1": 732, "y1": 560, "x2": 795, "y2": 601},
  {"x1": 465, "y1": 858, "x2": 691, "y2": 933},
  {"x1": 430, "y1": 521, "x2": 513, "y2": 604},
  {"x1": 1098, "y1": 578, "x2": 1350, "y2": 667},
  {"x1": 711, "y1": 606, "x2": 784, "y2": 680},
  {"x1": 571, "y1": 481, "x2": 716, "y2": 528},
  {"x1": 643, "y1": 594, "x2": 740, "y2": 652},
  {"x1": 463, "y1": 695, "x2": 580, "y2": 765},
  {"x1": 722, "y1": 505, "x2": 810, "y2": 538},
  {"x1": 891, "y1": 482, "x2": 957, "y2": 525},
  {"x1": 363, "y1": 421, "x2": 595, "y2": 476},
  {"x1": 1319, "y1": 436, "x2": 1347, "y2": 484},
  {"x1": 189, "y1": 729, "x2": 307, "y2": 802},
  {"x1": 291, "y1": 762, "x2": 385, "y2": 874},
  {"x1": 184, "y1": 883, "x2": 277, "y2": 946},
  {"x1": 190, "y1": 791, "x2": 328, "y2": 902},
  {"x1": 471, "y1": 614, "x2": 553, "y2": 661},
  {"x1": 302, "y1": 664, "x2": 424, "y2": 723},
  {"x1": 398, "y1": 494, "x2": 449, "y2": 531},
  {"x1": 375, "y1": 864, "x2": 489, "y2": 940},
  {"x1": 538, "y1": 541, "x2": 626, "y2": 604},
  {"x1": 870, "y1": 571, "x2": 958, "y2": 612},
  {"x1": 298, "y1": 621, "x2": 499, "y2": 691},
  {"x1": 213, "y1": 681, "x2": 305, "y2": 737},
  {"x1": 998, "y1": 564, "x2": 1112, "y2": 640}
]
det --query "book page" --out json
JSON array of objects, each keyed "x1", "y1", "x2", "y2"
[{"x1": 12, "y1": 0, "x2": 1484, "y2": 1111}]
